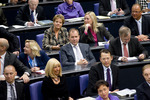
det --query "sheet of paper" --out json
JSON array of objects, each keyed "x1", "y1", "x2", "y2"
[
  {"x1": 65, "y1": 17, "x2": 84, "y2": 22},
  {"x1": 35, "y1": 70, "x2": 45, "y2": 74},
  {"x1": 115, "y1": 88, "x2": 136, "y2": 97},
  {"x1": 97, "y1": 16, "x2": 110, "y2": 19},
  {"x1": 0, "y1": 25, "x2": 8, "y2": 29},
  {"x1": 12, "y1": 25, "x2": 26, "y2": 28},
  {"x1": 78, "y1": 97, "x2": 95, "y2": 100},
  {"x1": 98, "y1": 42, "x2": 107, "y2": 46}
]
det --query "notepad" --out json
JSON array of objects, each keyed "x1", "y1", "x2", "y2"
[
  {"x1": 115, "y1": 88, "x2": 136, "y2": 97},
  {"x1": 65, "y1": 17, "x2": 84, "y2": 22},
  {"x1": 37, "y1": 20, "x2": 53, "y2": 26}
]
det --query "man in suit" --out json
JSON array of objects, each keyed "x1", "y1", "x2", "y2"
[
  {"x1": 15, "y1": 0, "x2": 45, "y2": 26},
  {"x1": 0, "y1": 27, "x2": 19, "y2": 55},
  {"x1": 124, "y1": 4, "x2": 150, "y2": 41},
  {"x1": 60, "y1": 28, "x2": 96, "y2": 67},
  {"x1": 109, "y1": 26, "x2": 148, "y2": 62},
  {"x1": 0, "y1": 65, "x2": 25, "y2": 100},
  {"x1": 0, "y1": 38, "x2": 31, "y2": 83},
  {"x1": 0, "y1": 8, "x2": 7, "y2": 26},
  {"x1": 99, "y1": 0, "x2": 130, "y2": 16},
  {"x1": 86, "y1": 49, "x2": 119, "y2": 96},
  {"x1": 136, "y1": 64, "x2": 150, "y2": 100}
]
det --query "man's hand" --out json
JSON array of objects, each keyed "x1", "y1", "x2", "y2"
[
  {"x1": 77, "y1": 59, "x2": 88, "y2": 65},
  {"x1": 138, "y1": 54, "x2": 145, "y2": 60},
  {"x1": 31, "y1": 67, "x2": 40, "y2": 72},
  {"x1": 121, "y1": 56, "x2": 128, "y2": 62},
  {"x1": 19, "y1": 74, "x2": 30, "y2": 83},
  {"x1": 136, "y1": 35, "x2": 149, "y2": 41},
  {"x1": 27, "y1": 22, "x2": 34, "y2": 26},
  {"x1": 13, "y1": 51, "x2": 19, "y2": 56},
  {"x1": 117, "y1": 8, "x2": 125, "y2": 15}
]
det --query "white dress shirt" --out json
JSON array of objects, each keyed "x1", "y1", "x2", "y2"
[
  {"x1": 0, "y1": 52, "x2": 6, "y2": 75},
  {"x1": 135, "y1": 17, "x2": 142, "y2": 35},
  {"x1": 6, "y1": 82, "x2": 17, "y2": 100}
]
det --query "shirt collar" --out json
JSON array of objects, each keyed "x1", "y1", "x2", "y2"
[
  {"x1": 102, "y1": 64, "x2": 111, "y2": 70},
  {"x1": 6, "y1": 81, "x2": 15, "y2": 86},
  {"x1": 70, "y1": 43, "x2": 79, "y2": 48},
  {"x1": 64, "y1": 2, "x2": 76, "y2": 10},
  {"x1": 120, "y1": 38, "x2": 128, "y2": 45},
  {"x1": 146, "y1": 81, "x2": 150, "y2": 87},
  {"x1": 135, "y1": 16, "x2": 142, "y2": 22},
  {"x1": 0, "y1": 52, "x2": 6, "y2": 60}
]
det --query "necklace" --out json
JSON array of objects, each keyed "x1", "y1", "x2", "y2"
[{"x1": 53, "y1": 77, "x2": 60, "y2": 82}]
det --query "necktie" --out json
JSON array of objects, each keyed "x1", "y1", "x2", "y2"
[
  {"x1": 123, "y1": 43, "x2": 128, "y2": 57},
  {"x1": 107, "y1": 68, "x2": 111, "y2": 90},
  {"x1": 30, "y1": 11, "x2": 34, "y2": 22},
  {"x1": 110, "y1": 0, "x2": 116, "y2": 11},
  {"x1": 0, "y1": 56, "x2": 1, "y2": 75},
  {"x1": 74, "y1": 46, "x2": 82, "y2": 61},
  {"x1": 10, "y1": 84, "x2": 16, "y2": 100}
]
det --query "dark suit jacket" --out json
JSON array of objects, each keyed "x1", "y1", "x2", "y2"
[
  {"x1": 15, "y1": 4, "x2": 46, "y2": 25},
  {"x1": 19, "y1": 50, "x2": 50, "y2": 69},
  {"x1": 99, "y1": 0, "x2": 130, "y2": 16},
  {"x1": 79, "y1": 23, "x2": 114, "y2": 43},
  {"x1": 4, "y1": 52, "x2": 31, "y2": 76},
  {"x1": 0, "y1": 27, "x2": 19, "y2": 52},
  {"x1": 0, "y1": 8, "x2": 7, "y2": 26},
  {"x1": 60, "y1": 43, "x2": 96, "y2": 67},
  {"x1": 0, "y1": 81, "x2": 25, "y2": 100},
  {"x1": 109, "y1": 37, "x2": 148, "y2": 60},
  {"x1": 86, "y1": 62, "x2": 119, "y2": 96},
  {"x1": 124, "y1": 15, "x2": 150, "y2": 38},
  {"x1": 136, "y1": 82, "x2": 150, "y2": 100}
]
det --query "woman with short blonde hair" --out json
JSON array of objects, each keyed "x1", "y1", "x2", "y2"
[{"x1": 19, "y1": 40, "x2": 50, "y2": 72}]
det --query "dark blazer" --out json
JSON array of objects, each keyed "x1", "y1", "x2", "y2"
[
  {"x1": 124, "y1": 15, "x2": 150, "y2": 38},
  {"x1": 136, "y1": 82, "x2": 150, "y2": 100},
  {"x1": 109, "y1": 37, "x2": 148, "y2": 60},
  {"x1": 99, "y1": 0, "x2": 130, "y2": 16},
  {"x1": 15, "y1": 4, "x2": 46, "y2": 25},
  {"x1": 60, "y1": 43, "x2": 96, "y2": 67},
  {"x1": 0, "y1": 8, "x2": 7, "y2": 26},
  {"x1": 4, "y1": 52, "x2": 31, "y2": 76},
  {"x1": 79, "y1": 23, "x2": 114, "y2": 43},
  {"x1": 0, "y1": 27, "x2": 19, "y2": 52},
  {"x1": 19, "y1": 50, "x2": 50, "y2": 70},
  {"x1": 0, "y1": 81, "x2": 25, "y2": 100},
  {"x1": 86, "y1": 62, "x2": 119, "y2": 96}
]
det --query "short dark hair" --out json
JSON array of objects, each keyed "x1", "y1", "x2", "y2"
[
  {"x1": 68, "y1": 28, "x2": 79, "y2": 37},
  {"x1": 95, "y1": 80, "x2": 109, "y2": 90},
  {"x1": 100, "y1": 49, "x2": 111, "y2": 58}
]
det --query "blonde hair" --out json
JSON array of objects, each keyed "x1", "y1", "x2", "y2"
[
  {"x1": 25, "y1": 40, "x2": 41, "y2": 57},
  {"x1": 53, "y1": 14, "x2": 65, "y2": 24},
  {"x1": 84, "y1": 11, "x2": 98, "y2": 33},
  {"x1": 142, "y1": 64, "x2": 150, "y2": 73},
  {"x1": 45, "y1": 58, "x2": 62, "y2": 78}
]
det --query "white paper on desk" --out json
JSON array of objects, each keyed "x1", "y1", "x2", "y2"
[
  {"x1": 115, "y1": 88, "x2": 136, "y2": 97},
  {"x1": 97, "y1": 16, "x2": 110, "y2": 19},
  {"x1": 34, "y1": 23, "x2": 41, "y2": 26},
  {"x1": 98, "y1": 42, "x2": 107, "y2": 46},
  {"x1": 65, "y1": 17, "x2": 84, "y2": 22},
  {"x1": 127, "y1": 57, "x2": 138, "y2": 62},
  {"x1": 0, "y1": 25, "x2": 8, "y2": 29},
  {"x1": 35, "y1": 70, "x2": 45, "y2": 74},
  {"x1": 12, "y1": 25, "x2": 26, "y2": 28},
  {"x1": 78, "y1": 97, "x2": 95, "y2": 100}
]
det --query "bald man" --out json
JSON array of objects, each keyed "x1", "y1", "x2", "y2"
[
  {"x1": 15, "y1": 0, "x2": 46, "y2": 26},
  {"x1": 0, "y1": 38, "x2": 31, "y2": 83},
  {"x1": 124, "y1": 4, "x2": 150, "y2": 41},
  {"x1": 0, "y1": 65, "x2": 25, "y2": 100}
]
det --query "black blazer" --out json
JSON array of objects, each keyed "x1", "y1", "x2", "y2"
[
  {"x1": 136, "y1": 82, "x2": 150, "y2": 100},
  {"x1": 0, "y1": 27, "x2": 19, "y2": 52},
  {"x1": 0, "y1": 8, "x2": 7, "y2": 26},
  {"x1": 99, "y1": 0, "x2": 130, "y2": 16},
  {"x1": 4, "y1": 52, "x2": 31, "y2": 76},
  {"x1": 60, "y1": 43, "x2": 96, "y2": 67},
  {"x1": 109, "y1": 37, "x2": 148, "y2": 60},
  {"x1": 79, "y1": 23, "x2": 114, "y2": 43},
  {"x1": 0, "y1": 81, "x2": 25, "y2": 100},
  {"x1": 86, "y1": 62, "x2": 119, "y2": 96},
  {"x1": 15, "y1": 4, "x2": 46, "y2": 25},
  {"x1": 124, "y1": 15, "x2": 150, "y2": 38}
]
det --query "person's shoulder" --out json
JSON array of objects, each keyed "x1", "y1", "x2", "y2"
[
  {"x1": 37, "y1": 5, "x2": 44, "y2": 10},
  {"x1": 110, "y1": 37, "x2": 119, "y2": 43},
  {"x1": 19, "y1": 52, "x2": 27, "y2": 58},
  {"x1": 91, "y1": 62, "x2": 102, "y2": 70},
  {"x1": 20, "y1": 4, "x2": 28, "y2": 10},
  {"x1": 137, "y1": 81, "x2": 148, "y2": 89},
  {"x1": 79, "y1": 43, "x2": 89, "y2": 46},
  {"x1": 58, "y1": 2, "x2": 66, "y2": 7}
]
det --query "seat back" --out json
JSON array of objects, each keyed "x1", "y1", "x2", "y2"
[
  {"x1": 17, "y1": 36, "x2": 21, "y2": 52},
  {"x1": 79, "y1": 74, "x2": 89, "y2": 96},
  {"x1": 36, "y1": 34, "x2": 44, "y2": 49},
  {"x1": 94, "y1": 3, "x2": 99, "y2": 16},
  {"x1": 134, "y1": 94, "x2": 137, "y2": 100},
  {"x1": 29, "y1": 81, "x2": 43, "y2": 100}
]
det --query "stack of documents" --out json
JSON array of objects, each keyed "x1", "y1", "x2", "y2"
[
  {"x1": 97, "y1": 16, "x2": 110, "y2": 19},
  {"x1": 65, "y1": 17, "x2": 84, "y2": 22},
  {"x1": 115, "y1": 88, "x2": 136, "y2": 97},
  {"x1": 37, "y1": 20, "x2": 53, "y2": 26}
]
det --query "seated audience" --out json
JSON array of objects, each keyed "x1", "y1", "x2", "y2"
[
  {"x1": 15, "y1": 0, "x2": 45, "y2": 26},
  {"x1": 0, "y1": 8, "x2": 7, "y2": 26},
  {"x1": 95, "y1": 80, "x2": 119, "y2": 100},
  {"x1": 99, "y1": 0, "x2": 130, "y2": 16},
  {"x1": 124, "y1": 4, "x2": 150, "y2": 41},
  {"x1": 0, "y1": 27, "x2": 20, "y2": 55},
  {"x1": 136, "y1": 64, "x2": 150, "y2": 100},
  {"x1": 42, "y1": 14, "x2": 68, "y2": 50},
  {"x1": 0, "y1": 38, "x2": 31, "y2": 83},
  {"x1": 60, "y1": 28, "x2": 96, "y2": 67},
  {"x1": 42, "y1": 58, "x2": 73, "y2": 100},
  {"x1": 0, "y1": 65, "x2": 25, "y2": 100},
  {"x1": 19, "y1": 40, "x2": 50, "y2": 72},
  {"x1": 87, "y1": 49, "x2": 119, "y2": 96},
  {"x1": 109, "y1": 26, "x2": 148, "y2": 62},
  {"x1": 79, "y1": 11, "x2": 114, "y2": 44},
  {"x1": 56, "y1": 0, "x2": 85, "y2": 19}
]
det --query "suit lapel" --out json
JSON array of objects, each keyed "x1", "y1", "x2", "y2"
[
  {"x1": 4, "y1": 52, "x2": 9, "y2": 67},
  {"x1": 142, "y1": 17, "x2": 145, "y2": 35},
  {"x1": 118, "y1": 39, "x2": 122, "y2": 56},
  {"x1": 68, "y1": 44, "x2": 75, "y2": 60},
  {"x1": 128, "y1": 40, "x2": 132, "y2": 56},
  {"x1": 79, "y1": 43, "x2": 86, "y2": 58}
]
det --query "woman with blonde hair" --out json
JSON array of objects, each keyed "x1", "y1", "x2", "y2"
[
  {"x1": 79, "y1": 11, "x2": 114, "y2": 44},
  {"x1": 42, "y1": 58, "x2": 73, "y2": 100},
  {"x1": 42, "y1": 14, "x2": 68, "y2": 50},
  {"x1": 19, "y1": 40, "x2": 50, "y2": 72}
]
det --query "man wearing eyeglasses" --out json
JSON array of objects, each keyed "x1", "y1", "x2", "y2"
[{"x1": 124, "y1": 4, "x2": 150, "y2": 41}]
